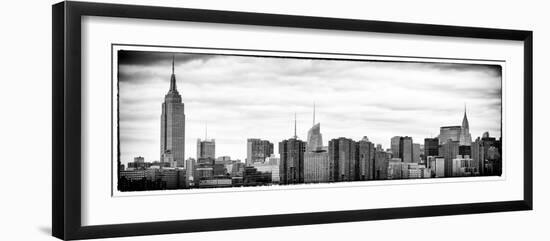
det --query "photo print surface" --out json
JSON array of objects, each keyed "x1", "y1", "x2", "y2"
[{"x1": 115, "y1": 46, "x2": 503, "y2": 192}]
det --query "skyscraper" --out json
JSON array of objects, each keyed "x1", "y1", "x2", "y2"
[
  {"x1": 328, "y1": 137, "x2": 357, "y2": 182},
  {"x1": 390, "y1": 136, "x2": 401, "y2": 158},
  {"x1": 185, "y1": 158, "x2": 196, "y2": 183},
  {"x1": 471, "y1": 132, "x2": 502, "y2": 176},
  {"x1": 399, "y1": 136, "x2": 413, "y2": 163},
  {"x1": 304, "y1": 104, "x2": 329, "y2": 183},
  {"x1": 196, "y1": 122, "x2": 215, "y2": 160},
  {"x1": 279, "y1": 114, "x2": 306, "y2": 185},
  {"x1": 196, "y1": 138, "x2": 215, "y2": 160},
  {"x1": 439, "y1": 126, "x2": 461, "y2": 145},
  {"x1": 390, "y1": 136, "x2": 414, "y2": 163},
  {"x1": 374, "y1": 149, "x2": 390, "y2": 180},
  {"x1": 459, "y1": 105, "x2": 473, "y2": 146},
  {"x1": 439, "y1": 107, "x2": 473, "y2": 146},
  {"x1": 246, "y1": 138, "x2": 274, "y2": 165},
  {"x1": 356, "y1": 136, "x2": 375, "y2": 180},
  {"x1": 195, "y1": 126, "x2": 217, "y2": 180},
  {"x1": 412, "y1": 143, "x2": 421, "y2": 163},
  {"x1": 439, "y1": 140, "x2": 459, "y2": 177},
  {"x1": 160, "y1": 56, "x2": 186, "y2": 165},
  {"x1": 424, "y1": 138, "x2": 439, "y2": 161},
  {"x1": 306, "y1": 103, "x2": 323, "y2": 152}
]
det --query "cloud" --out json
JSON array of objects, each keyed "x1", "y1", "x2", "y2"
[
  {"x1": 116, "y1": 50, "x2": 502, "y2": 164},
  {"x1": 118, "y1": 50, "x2": 214, "y2": 67}
]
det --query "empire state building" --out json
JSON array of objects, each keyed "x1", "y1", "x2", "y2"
[{"x1": 160, "y1": 56, "x2": 186, "y2": 165}]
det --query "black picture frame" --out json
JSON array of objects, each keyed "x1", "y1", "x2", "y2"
[{"x1": 52, "y1": 1, "x2": 533, "y2": 240}]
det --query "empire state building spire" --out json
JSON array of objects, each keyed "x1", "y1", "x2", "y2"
[
  {"x1": 169, "y1": 55, "x2": 177, "y2": 92},
  {"x1": 164, "y1": 55, "x2": 182, "y2": 103}
]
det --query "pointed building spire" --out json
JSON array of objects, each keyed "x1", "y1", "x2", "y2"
[
  {"x1": 294, "y1": 112, "x2": 297, "y2": 139},
  {"x1": 459, "y1": 103, "x2": 472, "y2": 146},
  {"x1": 462, "y1": 103, "x2": 469, "y2": 130},
  {"x1": 169, "y1": 54, "x2": 177, "y2": 91},
  {"x1": 313, "y1": 102, "x2": 316, "y2": 126},
  {"x1": 205, "y1": 121, "x2": 208, "y2": 140}
]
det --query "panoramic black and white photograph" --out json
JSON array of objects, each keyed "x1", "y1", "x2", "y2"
[{"x1": 116, "y1": 47, "x2": 503, "y2": 192}]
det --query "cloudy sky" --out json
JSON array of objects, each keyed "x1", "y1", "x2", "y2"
[{"x1": 117, "y1": 50, "x2": 501, "y2": 165}]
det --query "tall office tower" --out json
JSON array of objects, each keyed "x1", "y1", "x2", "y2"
[
  {"x1": 424, "y1": 138, "x2": 439, "y2": 161},
  {"x1": 196, "y1": 138, "x2": 215, "y2": 159},
  {"x1": 374, "y1": 150, "x2": 389, "y2": 180},
  {"x1": 304, "y1": 105, "x2": 329, "y2": 183},
  {"x1": 160, "y1": 56, "x2": 186, "y2": 164},
  {"x1": 439, "y1": 126, "x2": 461, "y2": 145},
  {"x1": 279, "y1": 114, "x2": 306, "y2": 184},
  {"x1": 390, "y1": 136, "x2": 401, "y2": 158},
  {"x1": 471, "y1": 132, "x2": 502, "y2": 176},
  {"x1": 328, "y1": 137, "x2": 357, "y2": 182},
  {"x1": 185, "y1": 158, "x2": 196, "y2": 186},
  {"x1": 246, "y1": 139, "x2": 274, "y2": 165},
  {"x1": 196, "y1": 123, "x2": 215, "y2": 160},
  {"x1": 356, "y1": 136, "x2": 375, "y2": 180},
  {"x1": 399, "y1": 136, "x2": 413, "y2": 163},
  {"x1": 306, "y1": 103, "x2": 323, "y2": 152},
  {"x1": 304, "y1": 150, "x2": 329, "y2": 183},
  {"x1": 412, "y1": 143, "x2": 421, "y2": 163},
  {"x1": 459, "y1": 106, "x2": 473, "y2": 146},
  {"x1": 439, "y1": 140, "x2": 460, "y2": 177}
]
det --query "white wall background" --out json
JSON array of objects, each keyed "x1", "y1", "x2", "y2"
[{"x1": 0, "y1": 0, "x2": 547, "y2": 240}]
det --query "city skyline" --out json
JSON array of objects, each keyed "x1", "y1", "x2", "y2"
[{"x1": 118, "y1": 50, "x2": 502, "y2": 165}]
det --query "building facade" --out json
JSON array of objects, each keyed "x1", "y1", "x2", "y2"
[
  {"x1": 439, "y1": 126, "x2": 461, "y2": 145},
  {"x1": 391, "y1": 136, "x2": 401, "y2": 158},
  {"x1": 246, "y1": 138, "x2": 274, "y2": 165},
  {"x1": 439, "y1": 140, "x2": 460, "y2": 177},
  {"x1": 279, "y1": 138, "x2": 306, "y2": 185},
  {"x1": 328, "y1": 137, "x2": 357, "y2": 182},
  {"x1": 196, "y1": 138, "x2": 215, "y2": 159},
  {"x1": 400, "y1": 136, "x2": 413, "y2": 163},
  {"x1": 452, "y1": 155, "x2": 479, "y2": 177},
  {"x1": 185, "y1": 158, "x2": 196, "y2": 187},
  {"x1": 471, "y1": 132, "x2": 502, "y2": 176},
  {"x1": 356, "y1": 136, "x2": 375, "y2": 180},
  {"x1": 374, "y1": 150, "x2": 390, "y2": 180},
  {"x1": 427, "y1": 156, "x2": 446, "y2": 178},
  {"x1": 304, "y1": 151, "x2": 329, "y2": 183},
  {"x1": 424, "y1": 138, "x2": 439, "y2": 161},
  {"x1": 413, "y1": 143, "x2": 421, "y2": 163}
]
